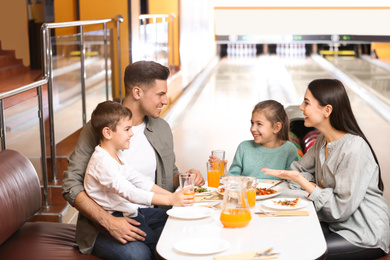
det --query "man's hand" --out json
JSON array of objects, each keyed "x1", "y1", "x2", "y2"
[
  {"x1": 187, "y1": 169, "x2": 205, "y2": 186},
  {"x1": 74, "y1": 191, "x2": 146, "y2": 244},
  {"x1": 106, "y1": 216, "x2": 146, "y2": 244}
]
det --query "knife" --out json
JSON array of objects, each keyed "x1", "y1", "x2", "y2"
[
  {"x1": 266, "y1": 179, "x2": 285, "y2": 190},
  {"x1": 255, "y1": 210, "x2": 309, "y2": 217}
]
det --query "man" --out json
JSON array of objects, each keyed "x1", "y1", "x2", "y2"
[{"x1": 62, "y1": 60, "x2": 204, "y2": 259}]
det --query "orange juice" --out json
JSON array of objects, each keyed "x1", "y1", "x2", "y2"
[
  {"x1": 246, "y1": 189, "x2": 256, "y2": 207},
  {"x1": 219, "y1": 162, "x2": 225, "y2": 177},
  {"x1": 184, "y1": 190, "x2": 195, "y2": 196},
  {"x1": 220, "y1": 208, "x2": 251, "y2": 228},
  {"x1": 207, "y1": 170, "x2": 220, "y2": 188}
]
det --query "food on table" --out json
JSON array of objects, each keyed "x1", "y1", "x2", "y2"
[
  {"x1": 256, "y1": 187, "x2": 277, "y2": 196},
  {"x1": 218, "y1": 186, "x2": 225, "y2": 194},
  {"x1": 194, "y1": 186, "x2": 209, "y2": 193},
  {"x1": 272, "y1": 198, "x2": 301, "y2": 207}
]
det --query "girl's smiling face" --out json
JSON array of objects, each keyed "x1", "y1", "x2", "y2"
[{"x1": 250, "y1": 111, "x2": 279, "y2": 147}]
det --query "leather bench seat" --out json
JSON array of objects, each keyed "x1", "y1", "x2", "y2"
[
  {"x1": 0, "y1": 149, "x2": 99, "y2": 260},
  {"x1": 0, "y1": 222, "x2": 98, "y2": 259}
]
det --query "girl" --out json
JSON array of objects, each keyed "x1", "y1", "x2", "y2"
[
  {"x1": 228, "y1": 100, "x2": 298, "y2": 180},
  {"x1": 263, "y1": 79, "x2": 389, "y2": 259}
]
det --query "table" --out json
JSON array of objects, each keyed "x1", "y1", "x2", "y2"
[{"x1": 156, "y1": 182, "x2": 327, "y2": 260}]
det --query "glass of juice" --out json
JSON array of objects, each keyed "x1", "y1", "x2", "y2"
[
  {"x1": 179, "y1": 173, "x2": 195, "y2": 202},
  {"x1": 245, "y1": 176, "x2": 257, "y2": 208},
  {"x1": 211, "y1": 150, "x2": 226, "y2": 177},
  {"x1": 206, "y1": 161, "x2": 220, "y2": 188}
]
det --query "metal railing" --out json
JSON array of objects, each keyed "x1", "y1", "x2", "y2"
[
  {"x1": 139, "y1": 14, "x2": 175, "y2": 70},
  {"x1": 0, "y1": 79, "x2": 50, "y2": 208},
  {"x1": 0, "y1": 16, "x2": 123, "y2": 208},
  {"x1": 41, "y1": 16, "x2": 123, "y2": 182}
]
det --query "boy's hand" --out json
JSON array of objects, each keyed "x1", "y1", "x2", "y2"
[{"x1": 170, "y1": 187, "x2": 194, "y2": 207}]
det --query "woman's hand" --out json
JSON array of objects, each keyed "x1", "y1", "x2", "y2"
[
  {"x1": 262, "y1": 168, "x2": 316, "y2": 195},
  {"x1": 261, "y1": 168, "x2": 301, "y2": 182}
]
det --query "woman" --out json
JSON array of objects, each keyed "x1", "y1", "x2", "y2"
[{"x1": 262, "y1": 79, "x2": 389, "y2": 260}]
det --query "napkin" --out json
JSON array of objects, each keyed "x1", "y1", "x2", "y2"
[
  {"x1": 256, "y1": 211, "x2": 309, "y2": 217},
  {"x1": 194, "y1": 193, "x2": 222, "y2": 203},
  {"x1": 213, "y1": 248, "x2": 278, "y2": 260}
]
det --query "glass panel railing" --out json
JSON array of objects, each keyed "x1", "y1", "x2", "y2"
[
  {"x1": 139, "y1": 15, "x2": 170, "y2": 67},
  {"x1": 3, "y1": 95, "x2": 44, "y2": 179},
  {"x1": 50, "y1": 29, "x2": 112, "y2": 143}
]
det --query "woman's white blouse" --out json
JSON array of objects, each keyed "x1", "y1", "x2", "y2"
[
  {"x1": 290, "y1": 133, "x2": 390, "y2": 253},
  {"x1": 84, "y1": 146, "x2": 155, "y2": 217}
]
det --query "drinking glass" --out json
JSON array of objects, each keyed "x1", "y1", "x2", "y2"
[
  {"x1": 179, "y1": 173, "x2": 195, "y2": 197},
  {"x1": 211, "y1": 150, "x2": 226, "y2": 177},
  {"x1": 245, "y1": 176, "x2": 257, "y2": 208},
  {"x1": 206, "y1": 161, "x2": 220, "y2": 188}
]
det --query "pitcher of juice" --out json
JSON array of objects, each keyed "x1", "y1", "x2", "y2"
[{"x1": 220, "y1": 176, "x2": 252, "y2": 228}]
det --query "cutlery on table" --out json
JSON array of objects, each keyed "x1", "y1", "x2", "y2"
[
  {"x1": 255, "y1": 209, "x2": 309, "y2": 217},
  {"x1": 266, "y1": 179, "x2": 285, "y2": 190}
]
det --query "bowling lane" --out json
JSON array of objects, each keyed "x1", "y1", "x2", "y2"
[{"x1": 167, "y1": 55, "x2": 390, "y2": 206}]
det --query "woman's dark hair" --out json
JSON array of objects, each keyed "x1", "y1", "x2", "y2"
[
  {"x1": 253, "y1": 100, "x2": 290, "y2": 141},
  {"x1": 308, "y1": 79, "x2": 384, "y2": 191},
  {"x1": 91, "y1": 100, "x2": 132, "y2": 141}
]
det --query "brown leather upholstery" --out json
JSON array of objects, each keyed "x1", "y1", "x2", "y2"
[
  {"x1": 0, "y1": 150, "x2": 100, "y2": 259},
  {"x1": 0, "y1": 149, "x2": 41, "y2": 245}
]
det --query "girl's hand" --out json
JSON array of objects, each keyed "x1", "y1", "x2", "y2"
[
  {"x1": 170, "y1": 187, "x2": 194, "y2": 207},
  {"x1": 261, "y1": 168, "x2": 301, "y2": 182},
  {"x1": 209, "y1": 156, "x2": 228, "y2": 166}
]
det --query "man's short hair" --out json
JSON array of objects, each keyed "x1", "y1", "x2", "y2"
[
  {"x1": 91, "y1": 100, "x2": 132, "y2": 141},
  {"x1": 124, "y1": 60, "x2": 170, "y2": 96}
]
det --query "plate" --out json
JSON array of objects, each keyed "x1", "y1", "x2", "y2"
[
  {"x1": 174, "y1": 238, "x2": 230, "y2": 255},
  {"x1": 217, "y1": 185, "x2": 225, "y2": 195},
  {"x1": 256, "y1": 182, "x2": 284, "y2": 200},
  {"x1": 262, "y1": 197, "x2": 308, "y2": 210},
  {"x1": 167, "y1": 207, "x2": 213, "y2": 219},
  {"x1": 194, "y1": 186, "x2": 217, "y2": 196}
]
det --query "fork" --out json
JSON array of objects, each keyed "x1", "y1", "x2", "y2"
[
  {"x1": 254, "y1": 247, "x2": 279, "y2": 258},
  {"x1": 211, "y1": 202, "x2": 221, "y2": 209},
  {"x1": 255, "y1": 207, "x2": 276, "y2": 216}
]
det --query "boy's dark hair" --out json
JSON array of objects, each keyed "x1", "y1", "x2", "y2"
[
  {"x1": 91, "y1": 100, "x2": 132, "y2": 141},
  {"x1": 252, "y1": 100, "x2": 289, "y2": 141},
  {"x1": 124, "y1": 60, "x2": 170, "y2": 96}
]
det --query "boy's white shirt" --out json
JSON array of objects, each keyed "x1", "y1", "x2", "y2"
[{"x1": 84, "y1": 145, "x2": 155, "y2": 217}]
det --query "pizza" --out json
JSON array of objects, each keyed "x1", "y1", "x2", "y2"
[
  {"x1": 272, "y1": 198, "x2": 301, "y2": 207},
  {"x1": 256, "y1": 187, "x2": 277, "y2": 196}
]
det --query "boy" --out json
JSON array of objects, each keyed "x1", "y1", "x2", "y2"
[{"x1": 84, "y1": 100, "x2": 193, "y2": 259}]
